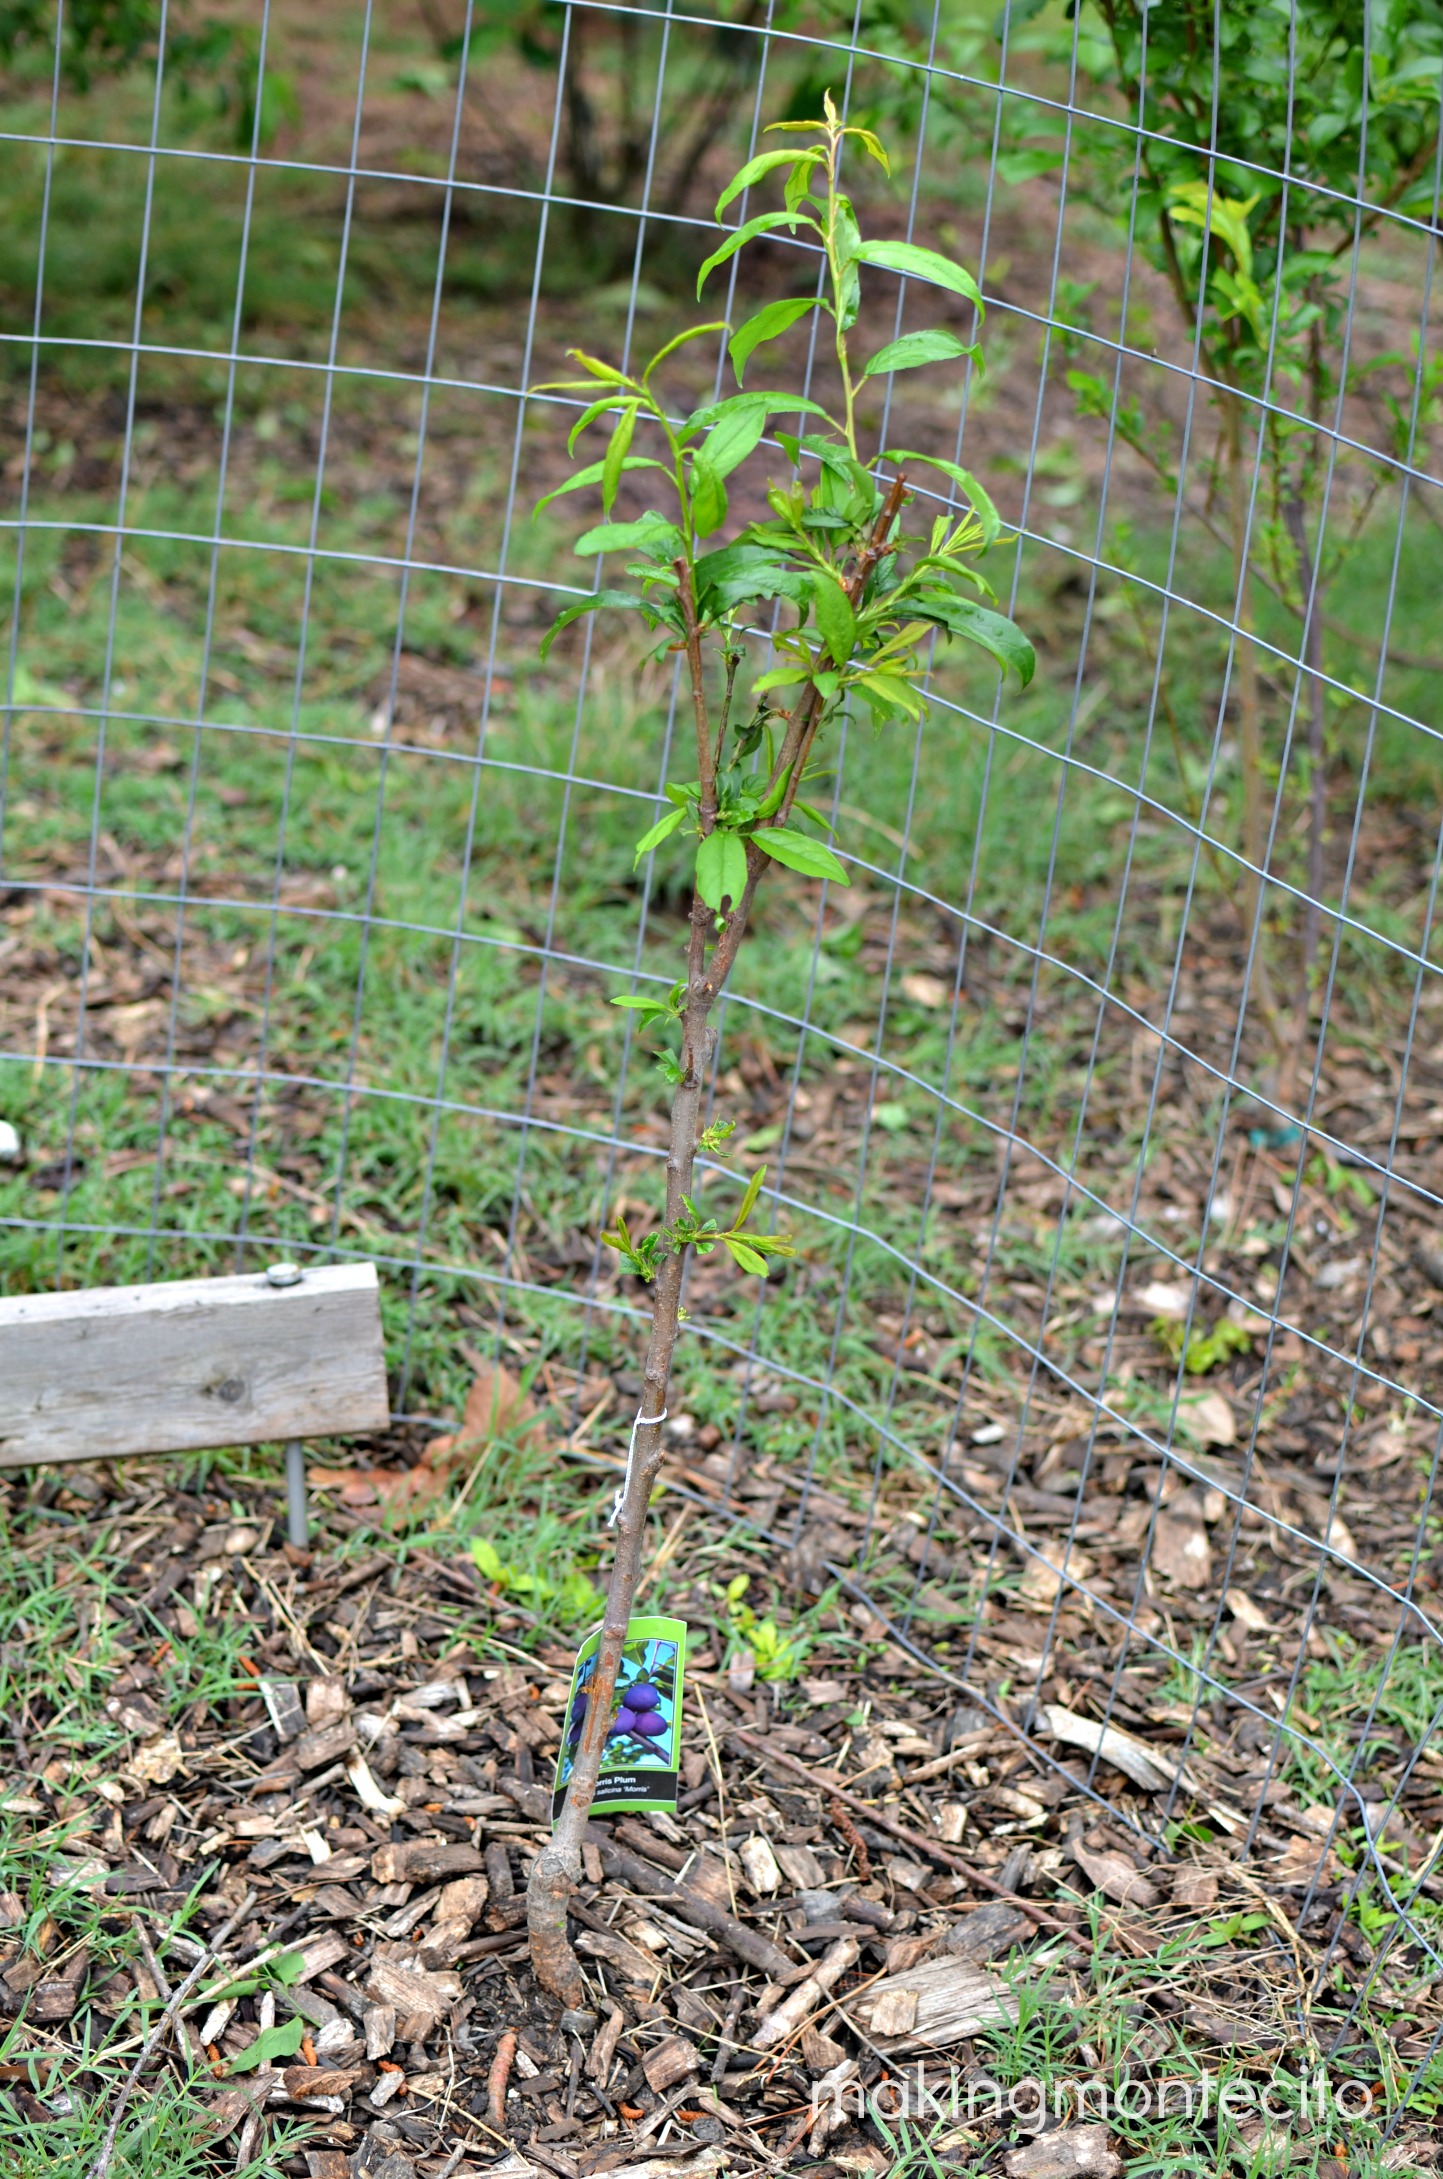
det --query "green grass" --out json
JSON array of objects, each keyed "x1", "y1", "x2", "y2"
[
  {"x1": 0, "y1": 0, "x2": 1439, "y2": 1594},
  {"x1": 1, "y1": 442, "x2": 1439, "y2": 1479},
  {"x1": 0, "y1": 1479, "x2": 311, "y2": 2177},
  {"x1": 921, "y1": 1929, "x2": 1443, "y2": 2171}
]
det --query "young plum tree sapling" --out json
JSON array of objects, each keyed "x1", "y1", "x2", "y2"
[{"x1": 523, "y1": 96, "x2": 1033, "y2": 2004}]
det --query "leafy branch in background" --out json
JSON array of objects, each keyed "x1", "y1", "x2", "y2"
[
  {"x1": 0, "y1": 0, "x2": 297, "y2": 145},
  {"x1": 416, "y1": 0, "x2": 771, "y2": 267},
  {"x1": 524, "y1": 94, "x2": 1032, "y2": 2004},
  {"x1": 996, "y1": 0, "x2": 1442, "y2": 1100}
]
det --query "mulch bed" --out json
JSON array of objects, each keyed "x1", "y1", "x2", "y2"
[{"x1": 2, "y1": 1411, "x2": 1442, "y2": 2176}]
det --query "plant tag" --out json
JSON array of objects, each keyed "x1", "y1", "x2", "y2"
[{"x1": 552, "y1": 1615, "x2": 686, "y2": 1821}]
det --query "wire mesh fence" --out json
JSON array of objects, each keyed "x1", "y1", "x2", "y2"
[{"x1": 1, "y1": 0, "x2": 1441, "y2": 2096}]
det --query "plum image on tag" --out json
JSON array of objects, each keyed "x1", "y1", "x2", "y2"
[{"x1": 552, "y1": 1615, "x2": 686, "y2": 1820}]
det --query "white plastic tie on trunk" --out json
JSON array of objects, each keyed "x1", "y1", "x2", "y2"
[{"x1": 610, "y1": 1405, "x2": 667, "y2": 1527}]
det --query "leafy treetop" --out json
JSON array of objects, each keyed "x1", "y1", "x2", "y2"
[{"x1": 535, "y1": 92, "x2": 1032, "y2": 945}]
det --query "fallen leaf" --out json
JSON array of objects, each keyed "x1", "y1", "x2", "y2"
[
  {"x1": 309, "y1": 1464, "x2": 439, "y2": 1510},
  {"x1": 1274, "y1": 1834, "x2": 1338, "y2": 1887},
  {"x1": 1150, "y1": 1513, "x2": 1212, "y2": 1589},
  {"x1": 901, "y1": 971, "x2": 951, "y2": 1009},
  {"x1": 1171, "y1": 1867, "x2": 1218, "y2": 1907},
  {"x1": 1018, "y1": 1544, "x2": 1091, "y2": 1610},
  {"x1": 1138, "y1": 1281, "x2": 1191, "y2": 1318},
  {"x1": 1225, "y1": 1588, "x2": 1273, "y2": 1632},
  {"x1": 1326, "y1": 1512, "x2": 1359, "y2": 1563},
  {"x1": 426, "y1": 1359, "x2": 541, "y2": 1477},
  {"x1": 127, "y1": 1732, "x2": 184, "y2": 1786},
  {"x1": 1071, "y1": 1843, "x2": 1158, "y2": 1907},
  {"x1": 1178, "y1": 1391, "x2": 1236, "y2": 1446}
]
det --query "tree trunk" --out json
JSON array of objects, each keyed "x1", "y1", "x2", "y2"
[{"x1": 526, "y1": 906, "x2": 722, "y2": 2004}]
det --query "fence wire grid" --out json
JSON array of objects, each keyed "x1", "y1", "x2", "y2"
[{"x1": 0, "y1": 0, "x2": 1442, "y2": 2100}]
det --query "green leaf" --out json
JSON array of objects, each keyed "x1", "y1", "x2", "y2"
[
  {"x1": 632, "y1": 804, "x2": 687, "y2": 863},
  {"x1": 225, "y1": 2016, "x2": 307, "y2": 2074},
  {"x1": 702, "y1": 396, "x2": 770, "y2": 479},
  {"x1": 535, "y1": 455, "x2": 669, "y2": 516},
  {"x1": 643, "y1": 320, "x2": 729, "y2": 381},
  {"x1": 562, "y1": 349, "x2": 637, "y2": 386},
  {"x1": 784, "y1": 158, "x2": 819, "y2": 215},
  {"x1": 735, "y1": 1162, "x2": 766, "y2": 1228},
  {"x1": 573, "y1": 518, "x2": 684, "y2": 559},
  {"x1": 998, "y1": 146, "x2": 1066, "y2": 184},
  {"x1": 833, "y1": 194, "x2": 863, "y2": 330},
  {"x1": 856, "y1": 670, "x2": 926, "y2": 720},
  {"x1": 755, "y1": 826, "x2": 848, "y2": 884},
  {"x1": 851, "y1": 240, "x2": 984, "y2": 316},
  {"x1": 753, "y1": 763, "x2": 793, "y2": 820},
  {"x1": 271, "y1": 1951, "x2": 307, "y2": 1988},
  {"x1": 886, "y1": 451, "x2": 1003, "y2": 548},
  {"x1": 808, "y1": 572, "x2": 856, "y2": 663},
  {"x1": 568, "y1": 393, "x2": 625, "y2": 456},
  {"x1": 538, "y1": 591, "x2": 642, "y2": 661},
  {"x1": 729, "y1": 296, "x2": 821, "y2": 384},
  {"x1": 716, "y1": 147, "x2": 822, "y2": 219},
  {"x1": 724, "y1": 1236, "x2": 769, "y2": 1275},
  {"x1": 694, "y1": 546, "x2": 812, "y2": 614},
  {"x1": 752, "y1": 666, "x2": 810, "y2": 692},
  {"x1": 848, "y1": 126, "x2": 891, "y2": 174},
  {"x1": 472, "y1": 1538, "x2": 505, "y2": 1581},
  {"x1": 862, "y1": 328, "x2": 979, "y2": 379},
  {"x1": 697, "y1": 212, "x2": 810, "y2": 296},
  {"x1": 690, "y1": 458, "x2": 728, "y2": 537},
  {"x1": 601, "y1": 404, "x2": 637, "y2": 512},
  {"x1": 915, "y1": 594, "x2": 1035, "y2": 685},
  {"x1": 695, "y1": 829, "x2": 749, "y2": 910}
]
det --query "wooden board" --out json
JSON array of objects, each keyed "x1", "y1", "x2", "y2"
[{"x1": 0, "y1": 1263, "x2": 390, "y2": 1468}]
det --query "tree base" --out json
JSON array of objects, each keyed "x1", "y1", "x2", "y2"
[{"x1": 527, "y1": 1839, "x2": 585, "y2": 2007}]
